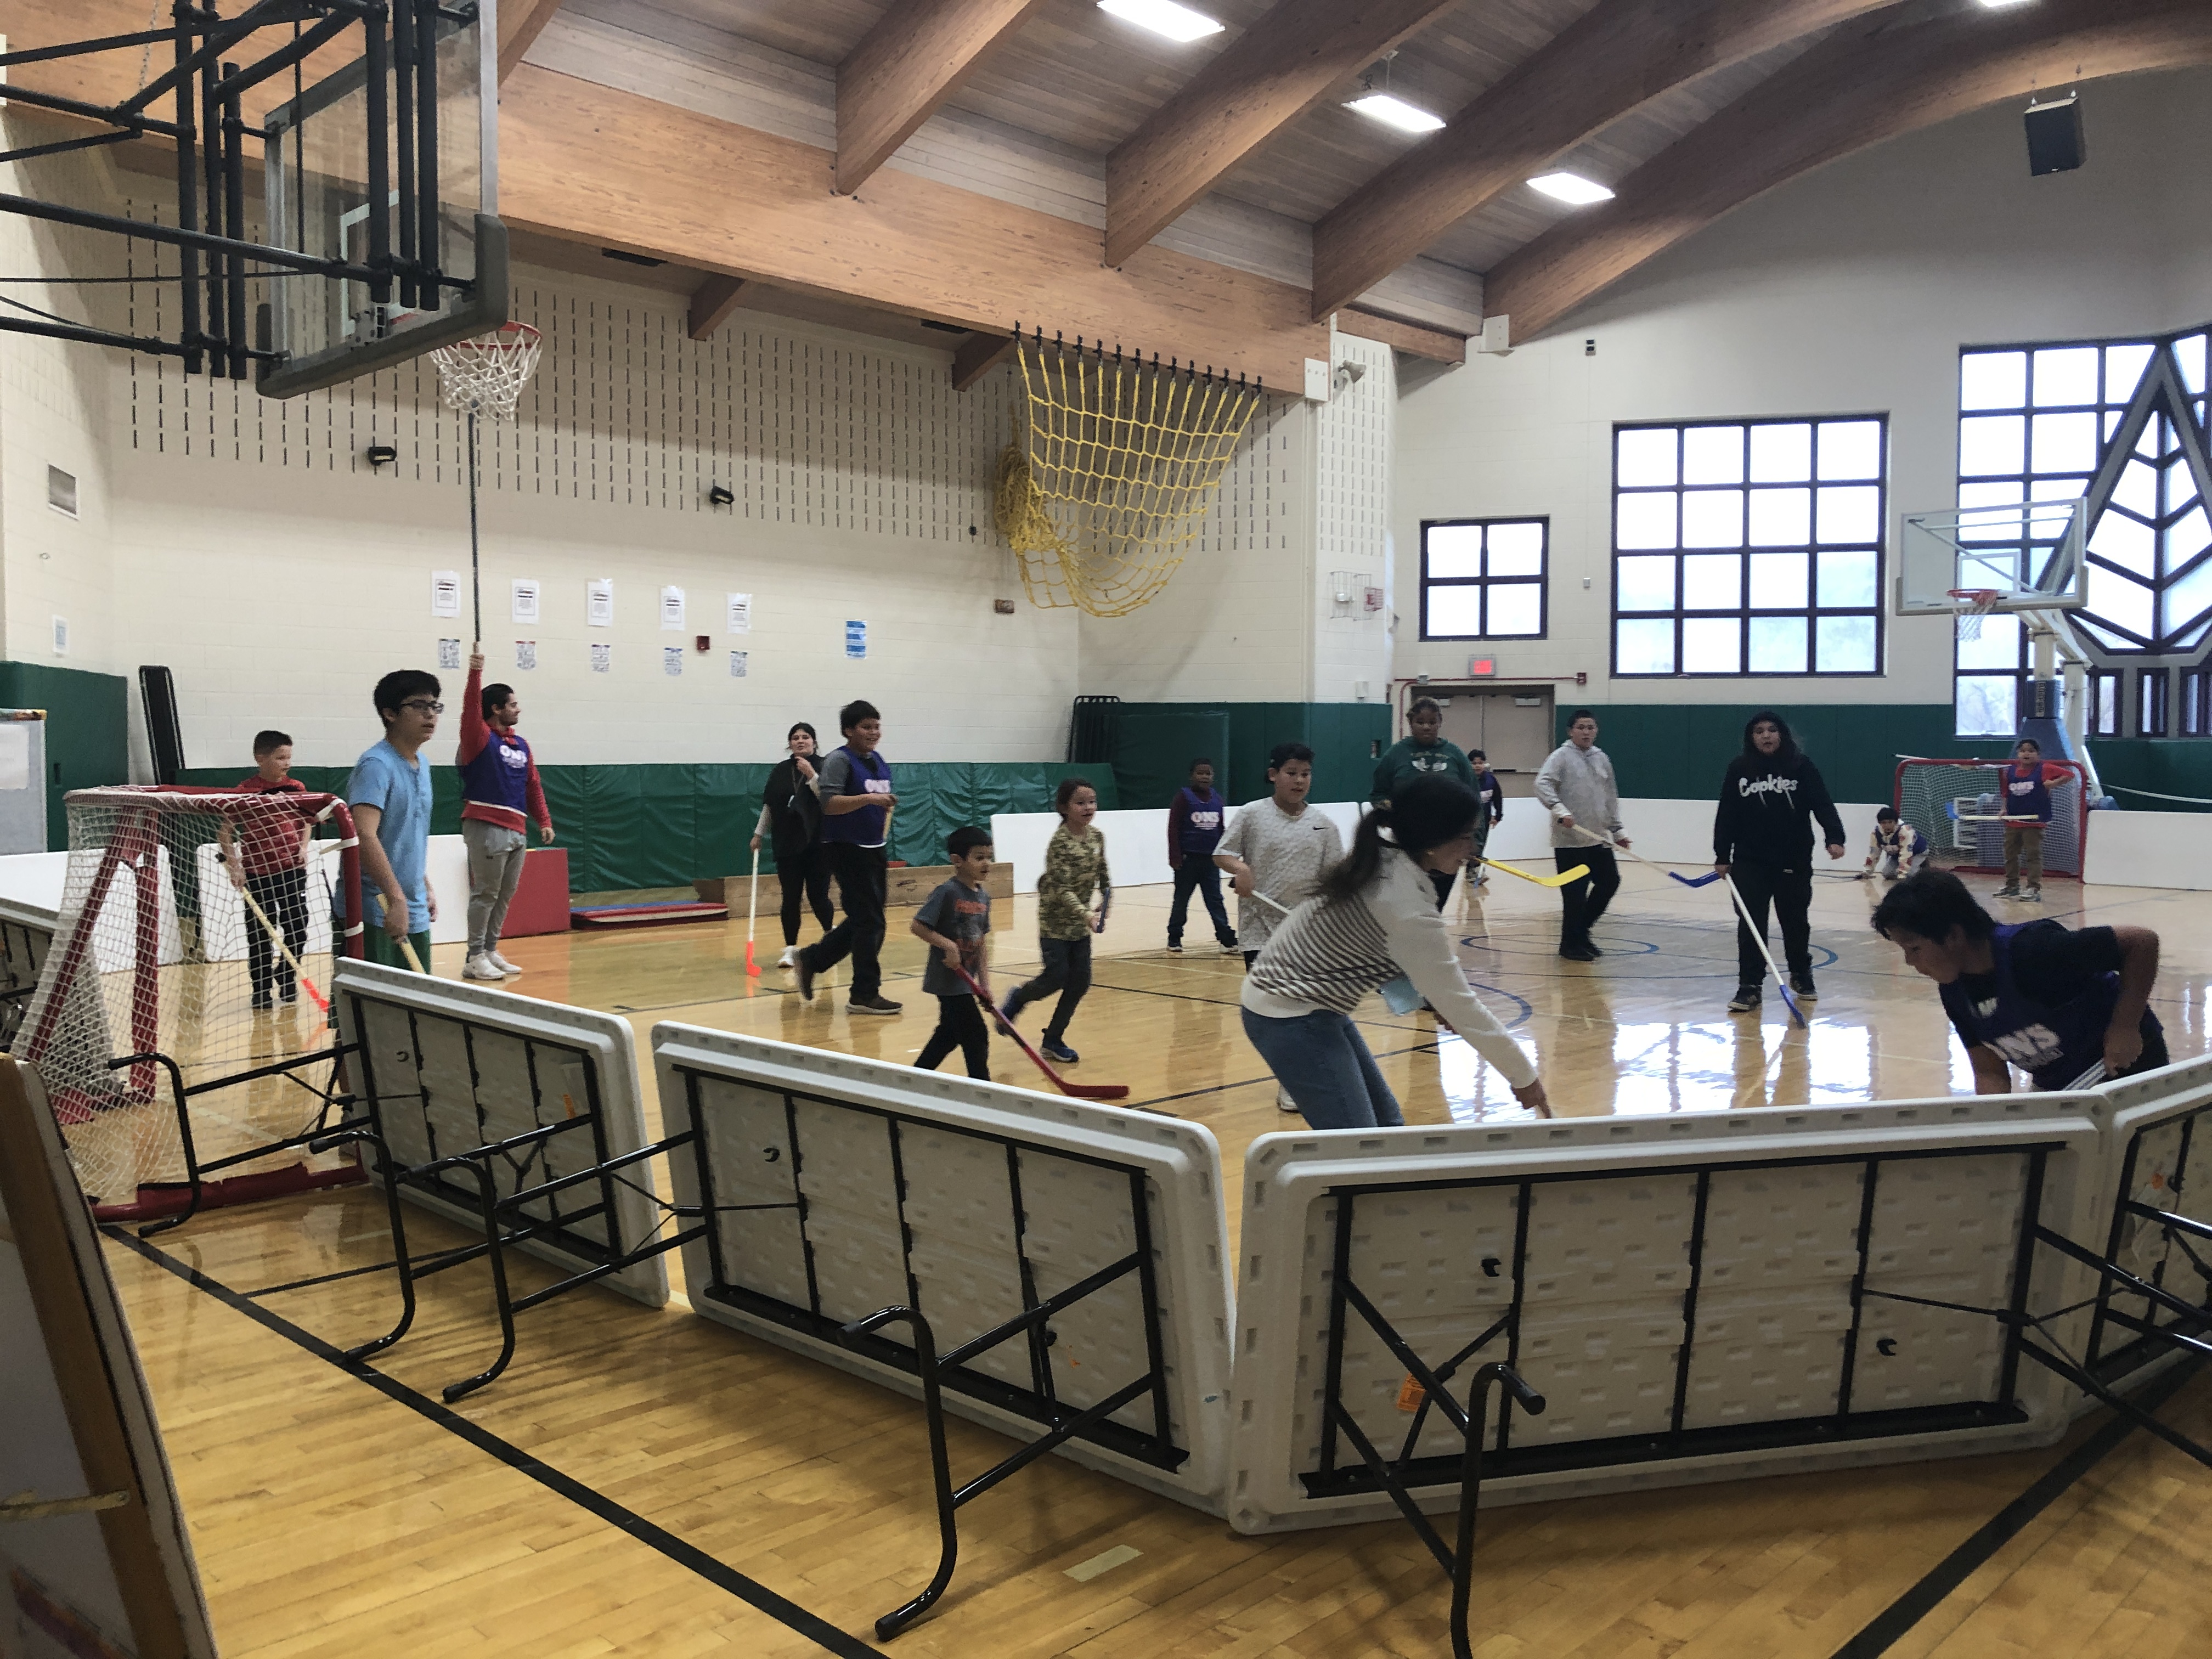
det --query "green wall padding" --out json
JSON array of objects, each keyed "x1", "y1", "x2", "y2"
[
  {"x1": 1112, "y1": 712, "x2": 1232, "y2": 821},
  {"x1": 184, "y1": 758, "x2": 1116, "y2": 892},
  {"x1": 0, "y1": 662, "x2": 129, "y2": 849},
  {"x1": 1104, "y1": 702, "x2": 1393, "y2": 807},
  {"x1": 2078, "y1": 740, "x2": 2212, "y2": 812}
]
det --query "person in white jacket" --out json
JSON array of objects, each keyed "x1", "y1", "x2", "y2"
[
  {"x1": 1242, "y1": 776, "x2": 1550, "y2": 1128},
  {"x1": 1533, "y1": 710, "x2": 1630, "y2": 961}
]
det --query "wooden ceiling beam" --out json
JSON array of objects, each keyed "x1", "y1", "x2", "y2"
[
  {"x1": 836, "y1": 0, "x2": 1049, "y2": 196},
  {"x1": 1335, "y1": 307, "x2": 1464, "y2": 365},
  {"x1": 1483, "y1": 0, "x2": 2212, "y2": 342},
  {"x1": 1308, "y1": 0, "x2": 1899, "y2": 320},
  {"x1": 499, "y1": 66, "x2": 1328, "y2": 387},
  {"x1": 498, "y1": 0, "x2": 568, "y2": 86},
  {"x1": 687, "y1": 275, "x2": 751, "y2": 341},
  {"x1": 952, "y1": 330, "x2": 1018, "y2": 390},
  {"x1": 1103, "y1": 0, "x2": 1459, "y2": 270}
]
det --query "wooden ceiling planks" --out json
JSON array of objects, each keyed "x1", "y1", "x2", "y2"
[
  {"x1": 498, "y1": 64, "x2": 1329, "y2": 384},
  {"x1": 1482, "y1": 0, "x2": 2212, "y2": 340}
]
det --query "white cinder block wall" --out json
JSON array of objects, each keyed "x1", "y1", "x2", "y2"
[{"x1": 1392, "y1": 67, "x2": 2212, "y2": 706}]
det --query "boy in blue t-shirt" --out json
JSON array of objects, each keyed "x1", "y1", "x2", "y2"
[
  {"x1": 1468, "y1": 748, "x2": 1504, "y2": 888},
  {"x1": 1165, "y1": 758, "x2": 1237, "y2": 954},
  {"x1": 910, "y1": 827, "x2": 996, "y2": 1079},
  {"x1": 347, "y1": 669, "x2": 442, "y2": 972}
]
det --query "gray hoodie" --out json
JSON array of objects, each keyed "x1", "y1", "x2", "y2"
[{"x1": 1533, "y1": 740, "x2": 1623, "y2": 849}]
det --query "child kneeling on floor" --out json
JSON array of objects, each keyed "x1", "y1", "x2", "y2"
[{"x1": 910, "y1": 826, "x2": 998, "y2": 1080}]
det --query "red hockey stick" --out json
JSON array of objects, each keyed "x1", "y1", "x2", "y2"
[{"x1": 955, "y1": 964, "x2": 1127, "y2": 1101}]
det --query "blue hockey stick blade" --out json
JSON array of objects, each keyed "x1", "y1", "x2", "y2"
[
  {"x1": 1778, "y1": 985, "x2": 1808, "y2": 1028},
  {"x1": 1668, "y1": 870, "x2": 1723, "y2": 887}
]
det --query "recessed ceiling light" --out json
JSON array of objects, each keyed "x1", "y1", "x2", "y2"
[
  {"x1": 1097, "y1": 0, "x2": 1224, "y2": 43},
  {"x1": 1975, "y1": 0, "x2": 2035, "y2": 8},
  {"x1": 1528, "y1": 172, "x2": 1616, "y2": 206},
  {"x1": 1344, "y1": 94, "x2": 1446, "y2": 135}
]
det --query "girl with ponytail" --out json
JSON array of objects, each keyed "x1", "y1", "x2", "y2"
[{"x1": 1242, "y1": 776, "x2": 1548, "y2": 1128}]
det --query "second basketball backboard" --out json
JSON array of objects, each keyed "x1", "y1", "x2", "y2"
[{"x1": 1897, "y1": 498, "x2": 2088, "y2": 615}]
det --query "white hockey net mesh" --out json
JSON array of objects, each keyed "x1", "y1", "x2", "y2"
[
  {"x1": 20, "y1": 789, "x2": 361, "y2": 1207},
  {"x1": 1895, "y1": 760, "x2": 2087, "y2": 878}
]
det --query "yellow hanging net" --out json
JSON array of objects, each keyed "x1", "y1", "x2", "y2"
[{"x1": 995, "y1": 334, "x2": 1265, "y2": 618}]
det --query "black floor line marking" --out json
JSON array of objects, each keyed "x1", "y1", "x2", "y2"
[
  {"x1": 1830, "y1": 1359, "x2": 2203, "y2": 1659},
  {"x1": 107, "y1": 1226, "x2": 874, "y2": 1659}
]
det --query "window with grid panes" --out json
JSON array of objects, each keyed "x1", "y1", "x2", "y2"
[
  {"x1": 2087, "y1": 670, "x2": 2121, "y2": 737},
  {"x1": 1953, "y1": 328, "x2": 2212, "y2": 737},
  {"x1": 1611, "y1": 417, "x2": 1884, "y2": 677},
  {"x1": 1420, "y1": 518, "x2": 1547, "y2": 640}
]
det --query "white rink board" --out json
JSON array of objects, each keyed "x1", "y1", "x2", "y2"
[
  {"x1": 1226, "y1": 1096, "x2": 2103, "y2": 1534},
  {"x1": 656, "y1": 1025, "x2": 1235, "y2": 1513},
  {"x1": 334, "y1": 961, "x2": 669, "y2": 1307}
]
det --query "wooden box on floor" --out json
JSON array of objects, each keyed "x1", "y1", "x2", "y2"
[{"x1": 695, "y1": 862, "x2": 1014, "y2": 911}]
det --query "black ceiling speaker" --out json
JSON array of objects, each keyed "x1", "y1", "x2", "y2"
[{"x1": 2025, "y1": 93, "x2": 2084, "y2": 177}]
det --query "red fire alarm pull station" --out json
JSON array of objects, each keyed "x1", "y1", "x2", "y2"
[
  {"x1": 695, "y1": 635, "x2": 711, "y2": 653},
  {"x1": 1469, "y1": 657, "x2": 1496, "y2": 677}
]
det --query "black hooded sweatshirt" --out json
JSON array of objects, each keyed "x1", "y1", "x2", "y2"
[{"x1": 1713, "y1": 714, "x2": 1846, "y2": 866}]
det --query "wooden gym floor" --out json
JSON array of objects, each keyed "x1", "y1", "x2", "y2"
[{"x1": 99, "y1": 864, "x2": 2212, "y2": 1657}]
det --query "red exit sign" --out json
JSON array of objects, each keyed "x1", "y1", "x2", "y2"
[{"x1": 1468, "y1": 657, "x2": 1496, "y2": 676}]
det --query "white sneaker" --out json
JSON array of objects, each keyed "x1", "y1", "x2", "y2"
[
  {"x1": 1277, "y1": 1086, "x2": 1301, "y2": 1113},
  {"x1": 776, "y1": 945, "x2": 798, "y2": 969},
  {"x1": 489, "y1": 951, "x2": 522, "y2": 975},
  {"x1": 462, "y1": 953, "x2": 505, "y2": 981}
]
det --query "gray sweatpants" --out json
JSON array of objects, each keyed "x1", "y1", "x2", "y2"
[{"x1": 464, "y1": 819, "x2": 529, "y2": 956}]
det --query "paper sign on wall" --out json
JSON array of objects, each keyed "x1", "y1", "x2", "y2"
[
  {"x1": 729, "y1": 650, "x2": 748, "y2": 678},
  {"x1": 516, "y1": 640, "x2": 537, "y2": 670},
  {"x1": 0, "y1": 725, "x2": 27, "y2": 792},
  {"x1": 437, "y1": 638, "x2": 461, "y2": 670},
  {"x1": 663, "y1": 646, "x2": 684, "y2": 676},
  {"x1": 845, "y1": 619, "x2": 867, "y2": 659},
  {"x1": 591, "y1": 643, "x2": 611, "y2": 673},
  {"x1": 661, "y1": 586, "x2": 687, "y2": 630},
  {"x1": 588, "y1": 579, "x2": 614, "y2": 628},
  {"x1": 512, "y1": 579, "x2": 541, "y2": 623},
  {"x1": 50, "y1": 616, "x2": 67, "y2": 657},
  {"x1": 432, "y1": 571, "x2": 461, "y2": 618},
  {"x1": 727, "y1": 593, "x2": 752, "y2": 634}
]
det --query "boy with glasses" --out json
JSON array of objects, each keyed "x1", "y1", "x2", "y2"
[{"x1": 347, "y1": 670, "x2": 442, "y2": 972}]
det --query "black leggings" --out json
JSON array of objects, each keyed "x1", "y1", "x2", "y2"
[
  {"x1": 918, "y1": 994, "x2": 991, "y2": 1080},
  {"x1": 1005, "y1": 935, "x2": 1092, "y2": 1041},
  {"x1": 776, "y1": 844, "x2": 834, "y2": 946},
  {"x1": 1730, "y1": 859, "x2": 1813, "y2": 985},
  {"x1": 1554, "y1": 847, "x2": 1621, "y2": 951}
]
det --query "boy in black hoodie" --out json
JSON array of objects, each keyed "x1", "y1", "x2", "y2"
[{"x1": 1713, "y1": 711, "x2": 1846, "y2": 1013}]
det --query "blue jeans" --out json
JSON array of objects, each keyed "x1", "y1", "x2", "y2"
[{"x1": 1240, "y1": 1006, "x2": 1404, "y2": 1130}]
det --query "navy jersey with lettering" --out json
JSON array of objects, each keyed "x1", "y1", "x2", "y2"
[
  {"x1": 1168, "y1": 785, "x2": 1228, "y2": 860},
  {"x1": 1938, "y1": 920, "x2": 2163, "y2": 1090},
  {"x1": 2001, "y1": 760, "x2": 2061, "y2": 823}
]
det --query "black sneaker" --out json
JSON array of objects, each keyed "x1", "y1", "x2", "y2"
[
  {"x1": 1041, "y1": 1039, "x2": 1078, "y2": 1064},
  {"x1": 1585, "y1": 943, "x2": 1605, "y2": 957},
  {"x1": 1165, "y1": 942, "x2": 1183, "y2": 953},
  {"x1": 1558, "y1": 945, "x2": 1597, "y2": 962},
  {"x1": 849, "y1": 993, "x2": 902, "y2": 1017},
  {"x1": 793, "y1": 953, "x2": 817, "y2": 1002},
  {"x1": 1789, "y1": 973, "x2": 1818, "y2": 999},
  {"x1": 1727, "y1": 986, "x2": 1760, "y2": 1013}
]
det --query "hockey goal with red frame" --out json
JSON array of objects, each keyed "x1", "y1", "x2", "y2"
[
  {"x1": 1893, "y1": 758, "x2": 2091, "y2": 879},
  {"x1": 20, "y1": 786, "x2": 367, "y2": 1223}
]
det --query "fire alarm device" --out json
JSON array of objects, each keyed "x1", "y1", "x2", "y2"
[{"x1": 695, "y1": 634, "x2": 710, "y2": 653}]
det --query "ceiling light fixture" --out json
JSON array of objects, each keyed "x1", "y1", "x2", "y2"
[
  {"x1": 1528, "y1": 171, "x2": 1616, "y2": 206},
  {"x1": 1096, "y1": 0, "x2": 1224, "y2": 43},
  {"x1": 1975, "y1": 0, "x2": 2035, "y2": 8},
  {"x1": 1345, "y1": 93, "x2": 1445, "y2": 134}
]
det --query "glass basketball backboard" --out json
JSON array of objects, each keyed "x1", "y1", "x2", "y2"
[
  {"x1": 260, "y1": 0, "x2": 505, "y2": 398},
  {"x1": 1896, "y1": 498, "x2": 2087, "y2": 614}
]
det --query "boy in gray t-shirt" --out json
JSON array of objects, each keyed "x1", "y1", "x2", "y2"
[
  {"x1": 910, "y1": 827, "x2": 997, "y2": 1080},
  {"x1": 1215, "y1": 743, "x2": 1344, "y2": 965}
]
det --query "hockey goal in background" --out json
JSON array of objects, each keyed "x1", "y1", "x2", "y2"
[
  {"x1": 1894, "y1": 758, "x2": 2090, "y2": 879},
  {"x1": 20, "y1": 787, "x2": 366, "y2": 1220}
]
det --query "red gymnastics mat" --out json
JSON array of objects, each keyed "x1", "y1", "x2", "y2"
[{"x1": 569, "y1": 901, "x2": 730, "y2": 930}]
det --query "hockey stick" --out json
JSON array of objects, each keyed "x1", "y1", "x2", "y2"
[
  {"x1": 1719, "y1": 873, "x2": 1807, "y2": 1029},
  {"x1": 1481, "y1": 856, "x2": 1590, "y2": 889},
  {"x1": 1553, "y1": 825, "x2": 1714, "y2": 887},
  {"x1": 233, "y1": 868, "x2": 329, "y2": 1013},
  {"x1": 397, "y1": 935, "x2": 427, "y2": 974},
  {"x1": 955, "y1": 964, "x2": 1128, "y2": 1101},
  {"x1": 744, "y1": 844, "x2": 761, "y2": 977}
]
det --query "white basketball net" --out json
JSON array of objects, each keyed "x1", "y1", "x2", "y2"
[
  {"x1": 430, "y1": 320, "x2": 543, "y2": 419},
  {"x1": 1950, "y1": 588, "x2": 2000, "y2": 642}
]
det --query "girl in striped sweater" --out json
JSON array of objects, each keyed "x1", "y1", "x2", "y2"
[{"x1": 1243, "y1": 776, "x2": 1549, "y2": 1128}]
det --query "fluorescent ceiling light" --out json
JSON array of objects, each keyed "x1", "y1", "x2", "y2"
[
  {"x1": 1097, "y1": 0, "x2": 1224, "y2": 43},
  {"x1": 1528, "y1": 171, "x2": 1616, "y2": 206},
  {"x1": 1975, "y1": 0, "x2": 2035, "y2": 7},
  {"x1": 1344, "y1": 94, "x2": 1446, "y2": 135}
]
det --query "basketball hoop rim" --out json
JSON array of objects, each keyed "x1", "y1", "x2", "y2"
[
  {"x1": 1946, "y1": 587, "x2": 2003, "y2": 612},
  {"x1": 437, "y1": 320, "x2": 541, "y2": 353}
]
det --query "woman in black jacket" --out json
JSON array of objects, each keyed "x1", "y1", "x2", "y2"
[
  {"x1": 1713, "y1": 711, "x2": 1847, "y2": 1013},
  {"x1": 751, "y1": 722, "x2": 834, "y2": 968}
]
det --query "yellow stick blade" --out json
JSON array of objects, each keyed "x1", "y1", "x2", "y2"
[{"x1": 1483, "y1": 857, "x2": 1588, "y2": 889}]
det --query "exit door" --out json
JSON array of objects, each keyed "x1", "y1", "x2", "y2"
[{"x1": 1436, "y1": 689, "x2": 1553, "y2": 798}]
